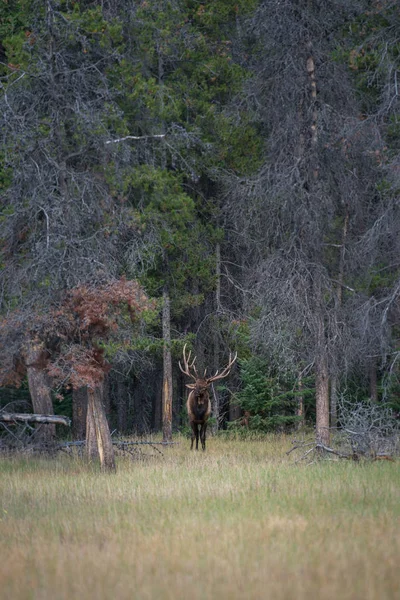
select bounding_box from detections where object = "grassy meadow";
[0,434,399,600]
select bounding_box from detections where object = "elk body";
[179,345,237,451]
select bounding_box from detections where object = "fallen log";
[0,413,71,427]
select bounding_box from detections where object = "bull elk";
[179,344,237,451]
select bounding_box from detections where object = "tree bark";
[153,371,162,431]
[157,40,167,170]
[86,388,98,461]
[330,376,338,430]
[72,387,88,440]
[157,39,172,442]
[162,286,173,442]
[215,242,221,312]
[306,32,330,447]
[331,210,349,427]
[315,353,330,446]
[369,359,378,403]
[212,243,221,433]
[296,372,305,429]
[306,42,319,181]
[86,384,116,472]
[26,341,55,443]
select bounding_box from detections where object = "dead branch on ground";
[288,397,399,463]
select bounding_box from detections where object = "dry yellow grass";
[0,435,399,600]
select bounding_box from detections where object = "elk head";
[179,344,237,450]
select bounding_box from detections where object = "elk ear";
[186,383,196,389]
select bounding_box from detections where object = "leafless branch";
[105,134,166,144]
[288,395,400,463]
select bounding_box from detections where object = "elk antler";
[178,343,198,381]
[207,352,238,383]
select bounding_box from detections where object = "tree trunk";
[162,286,173,442]
[331,210,349,428]
[369,359,378,402]
[306,34,330,448]
[306,41,319,181]
[26,341,55,443]
[72,387,88,440]
[330,376,338,429]
[211,381,220,434]
[153,371,162,431]
[158,47,172,442]
[315,353,330,447]
[157,41,167,170]
[212,243,221,433]
[296,372,305,429]
[86,388,98,461]
[215,242,221,312]
[86,384,115,472]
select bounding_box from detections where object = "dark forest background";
[1,0,399,445]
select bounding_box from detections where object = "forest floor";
[0,434,399,600]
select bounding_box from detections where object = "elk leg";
[200,422,207,451]
[190,422,196,450]
[195,423,200,450]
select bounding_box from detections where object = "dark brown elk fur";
[185,378,212,451]
[179,345,237,451]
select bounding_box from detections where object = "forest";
[0,0,400,467]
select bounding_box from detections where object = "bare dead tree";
[338,395,400,459]
[288,394,399,463]
[221,0,390,444]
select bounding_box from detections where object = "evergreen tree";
[235,357,309,432]
[0,0,259,436]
